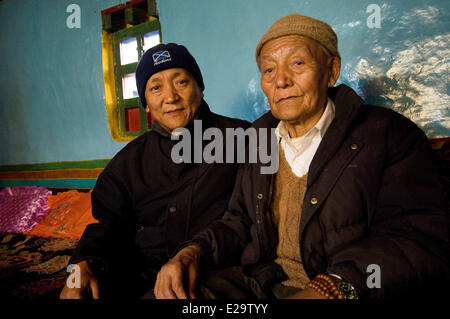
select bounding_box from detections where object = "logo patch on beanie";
[152,50,172,65]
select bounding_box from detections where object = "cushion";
[0,186,51,234]
[25,190,97,240]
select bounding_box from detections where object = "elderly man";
[154,14,449,299]
[60,43,249,299]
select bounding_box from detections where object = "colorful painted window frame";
[101,0,160,141]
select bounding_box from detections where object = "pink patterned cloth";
[0,186,51,233]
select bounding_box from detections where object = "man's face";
[145,68,204,133]
[259,35,340,136]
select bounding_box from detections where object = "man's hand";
[154,245,201,299]
[60,260,100,299]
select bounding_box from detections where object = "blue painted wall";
[0,0,125,165]
[158,0,449,137]
[0,0,448,166]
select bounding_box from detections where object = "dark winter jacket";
[70,101,250,281]
[191,85,449,298]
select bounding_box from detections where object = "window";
[101,0,160,141]
[113,21,161,136]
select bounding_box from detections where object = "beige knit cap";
[255,13,340,60]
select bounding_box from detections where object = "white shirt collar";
[275,97,336,150]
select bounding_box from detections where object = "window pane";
[120,37,138,65]
[122,73,138,99]
[142,31,160,53]
[125,107,141,132]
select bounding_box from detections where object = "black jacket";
[70,101,250,280]
[191,85,449,298]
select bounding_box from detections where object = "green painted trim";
[116,20,161,40]
[123,97,140,107]
[0,159,111,172]
[121,63,138,74]
[0,179,98,189]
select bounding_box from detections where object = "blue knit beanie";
[135,43,205,108]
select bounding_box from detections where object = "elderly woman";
[60,43,249,299]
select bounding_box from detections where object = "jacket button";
[350,143,358,150]
[169,206,177,213]
[257,193,263,200]
[310,197,318,205]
